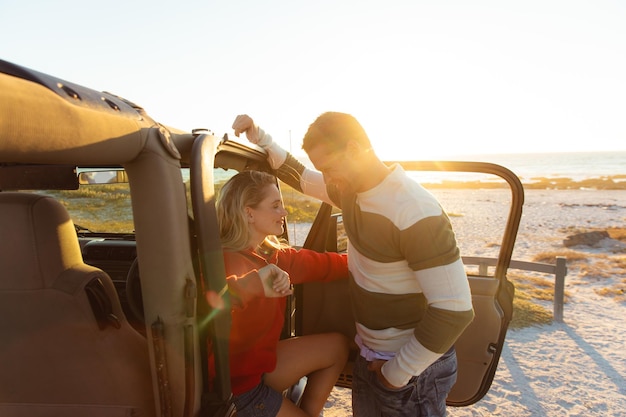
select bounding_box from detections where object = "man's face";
[307,143,357,192]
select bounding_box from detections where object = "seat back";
[0,192,156,416]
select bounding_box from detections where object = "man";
[232,112,474,416]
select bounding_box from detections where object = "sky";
[1,0,625,160]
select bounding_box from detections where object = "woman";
[215,170,349,417]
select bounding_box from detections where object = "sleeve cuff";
[381,357,414,387]
[266,141,287,170]
[227,270,264,306]
[381,336,442,387]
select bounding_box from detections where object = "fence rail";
[462,256,568,322]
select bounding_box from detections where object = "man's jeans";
[352,346,457,417]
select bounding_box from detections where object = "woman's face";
[246,184,288,243]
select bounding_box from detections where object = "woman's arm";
[280,248,348,285]
[226,263,293,308]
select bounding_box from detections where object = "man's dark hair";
[302,112,372,154]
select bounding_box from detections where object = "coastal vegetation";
[510,228,626,328]
[51,184,134,233]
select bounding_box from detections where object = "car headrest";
[0,192,83,290]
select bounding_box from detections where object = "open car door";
[293,160,524,407]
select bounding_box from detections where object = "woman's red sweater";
[222,247,348,395]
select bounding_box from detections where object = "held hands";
[258,264,293,298]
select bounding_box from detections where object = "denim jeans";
[232,378,283,417]
[352,346,457,417]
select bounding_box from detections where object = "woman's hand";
[258,264,293,297]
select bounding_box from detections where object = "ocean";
[379,150,626,185]
[441,151,626,182]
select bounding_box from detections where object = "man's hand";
[232,114,276,149]
[232,114,260,143]
[231,114,286,169]
[367,359,403,389]
[258,264,293,297]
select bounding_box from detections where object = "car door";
[289,160,524,406]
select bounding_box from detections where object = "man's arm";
[381,261,474,387]
[231,114,334,205]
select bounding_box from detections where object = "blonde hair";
[216,170,287,251]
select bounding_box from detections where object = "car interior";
[0,192,156,417]
[0,58,524,416]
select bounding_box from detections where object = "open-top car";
[0,59,523,416]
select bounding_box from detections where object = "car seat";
[0,192,156,416]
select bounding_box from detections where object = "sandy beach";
[321,188,626,416]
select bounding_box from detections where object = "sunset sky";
[2,0,625,159]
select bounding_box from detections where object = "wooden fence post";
[553,256,568,323]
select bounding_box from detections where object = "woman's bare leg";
[265,332,349,417]
[276,396,308,417]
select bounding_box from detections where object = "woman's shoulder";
[223,248,256,263]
